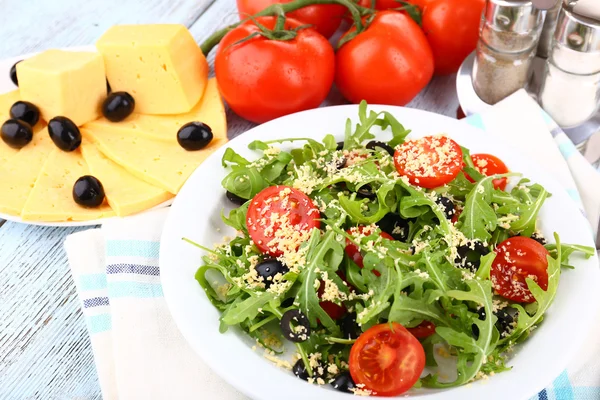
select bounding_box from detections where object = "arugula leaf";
[221,167,268,199]
[339,194,390,224]
[545,243,595,268]
[459,176,498,241]
[222,147,250,168]
[509,188,548,236]
[222,202,249,233]
[222,292,277,326]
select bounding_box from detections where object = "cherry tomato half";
[317,280,347,320]
[345,226,394,271]
[407,321,436,339]
[350,322,426,396]
[236,0,346,38]
[491,237,550,303]
[466,153,510,191]
[394,135,463,189]
[247,186,321,257]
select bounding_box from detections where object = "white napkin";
[64,208,245,400]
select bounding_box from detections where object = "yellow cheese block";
[21,148,114,221]
[97,24,208,115]
[83,78,224,142]
[0,90,48,166]
[0,130,54,216]
[17,50,106,126]
[81,140,173,217]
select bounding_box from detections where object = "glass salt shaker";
[537,0,562,58]
[472,0,545,105]
[539,5,600,128]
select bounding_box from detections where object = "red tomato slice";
[345,226,394,275]
[466,153,509,190]
[246,186,320,257]
[407,321,436,339]
[317,279,346,320]
[451,208,462,224]
[491,236,550,303]
[394,136,463,189]
[350,322,425,396]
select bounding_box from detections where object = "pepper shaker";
[472,0,546,105]
[538,4,600,128]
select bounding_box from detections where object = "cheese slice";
[0,130,54,216]
[21,148,114,221]
[82,125,226,194]
[81,139,173,217]
[0,90,48,166]
[83,78,225,142]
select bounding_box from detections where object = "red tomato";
[350,322,425,396]
[466,154,510,191]
[451,208,462,224]
[317,280,346,320]
[246,186,321,257]
[394,135,463,189]
[407,321,436,339]
[215,17,335,124]
[345,226,394,270]
[420,0,486,75]
[236,0,346,38]
[491,237,550,303]
[335,11,434,106]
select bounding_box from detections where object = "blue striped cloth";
[465,90,600,400]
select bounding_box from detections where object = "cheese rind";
[21,148,114,221]
[81,140,173,217]
[96,24,208,115]
[0,130,54,216]
[83,78,224,142]
[16,50,107,126]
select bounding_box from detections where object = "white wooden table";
[0,0,458,398]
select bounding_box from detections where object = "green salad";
[188,102,593,397]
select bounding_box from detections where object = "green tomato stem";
[199,0,369,55]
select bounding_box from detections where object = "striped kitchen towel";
[64,208,245,400]
[465,89,600,400]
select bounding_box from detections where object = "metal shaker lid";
[555,3,600,53]
[483,0,545,34]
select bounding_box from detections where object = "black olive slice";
[255,259,287,288]
[331,371,356,393]
[226,191,246,206]
[356,184,376,199]
[280,309,311,343]
[366,140,395,156]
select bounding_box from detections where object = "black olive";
[340,312,361,339]
[356,184,376,199]
[73,176,105,208]
[102,92,135,122]
[455,241,490,272]
[255,259,286,288]
[281,297,294,308]
[473,307,516,339]
[226,191,246,206]
[280,309,311,343]
[366,140,395,157]
[48,116,81,151]
[530,232,547,245]
[292,359,324,381]
[177,121,213,151]
[336,156,347,170]
[10,61,20,86]
[436,196,455,219]
[331,371,356,393]
[377,213,410,242]
[1,119,32,149]
[336,141,344,151]
[9,101,40,127]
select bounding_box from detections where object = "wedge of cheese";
[81,140,173,217]
[21,148,114,221]
[97,24,208,115]
[82,125,226,194]
[0,130,54,216]
[83,78,225,142]
[0,90,48,166]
